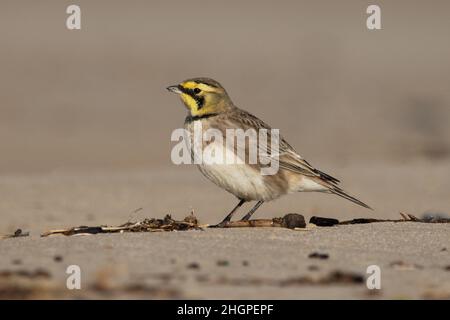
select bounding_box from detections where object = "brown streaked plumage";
[167,77,372,226]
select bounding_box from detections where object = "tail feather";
[307,175,372,210]
[330,187,373,210]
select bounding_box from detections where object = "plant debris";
[304,212,450,228]
[339,212,450,225]
[41,214,204,237]
[41,213,309,236]
[220,213,306,229]
[1,229,30,240]
[38,210,450,238]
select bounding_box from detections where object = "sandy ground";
[1,1,450,299]
[1,162,450,234]
[0,165,449,299]
[1,221,449,299]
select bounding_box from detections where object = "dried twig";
[216,219,282,228]
[339,212,425,225]
[214,214,306,229]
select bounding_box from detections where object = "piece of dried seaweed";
[339,212,450,225]
[41,214,203,237]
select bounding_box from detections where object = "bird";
[167,77,371,227]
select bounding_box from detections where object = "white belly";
[195,141,276,200]
[198,162,274,201]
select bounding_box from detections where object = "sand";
[1,1,450,299]
[0,167,449,299]
[1,219,449,299]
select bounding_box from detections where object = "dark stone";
[281,214,306,229]
[187,262,200,270]
[309,216,339,227]
[53,255,63,263]
[308,252,329,260]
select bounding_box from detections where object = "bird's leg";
[212,199,246,228]
[240,200,264,221]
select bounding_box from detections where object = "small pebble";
[187,262,200,270]
[281,213,306,229]
[308,252,329,260]
[309,216,339,227]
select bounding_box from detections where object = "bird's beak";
[166,85,182,94]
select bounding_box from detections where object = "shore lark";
[167,77,371,226]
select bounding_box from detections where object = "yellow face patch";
[180,93,216,117]
[180,93,198,112]
[175,81,224,117]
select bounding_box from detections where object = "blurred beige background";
[1,0,449,232]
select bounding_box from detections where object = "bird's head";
[167,78,234,117]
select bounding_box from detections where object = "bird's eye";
[193,88,201,94]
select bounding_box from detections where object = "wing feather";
[224,109,340,186]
